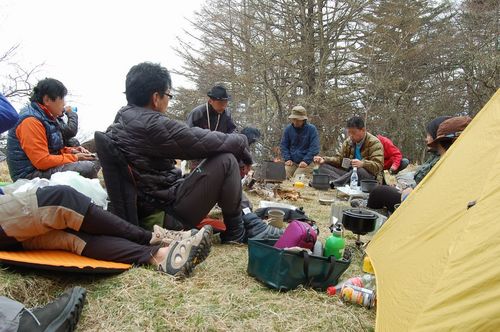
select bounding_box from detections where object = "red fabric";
[377,135,402,170]
[197,218,226,232]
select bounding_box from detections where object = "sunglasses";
[162,91,174,99]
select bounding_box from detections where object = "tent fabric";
[0,250,131,274]
[366,89,500,331]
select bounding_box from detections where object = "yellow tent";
[366,89,500,331]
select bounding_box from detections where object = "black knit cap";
[426,116,452,139]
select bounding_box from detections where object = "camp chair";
[95,131,226,232]
[94,131,139,226]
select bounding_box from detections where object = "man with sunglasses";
[105,62,283,243]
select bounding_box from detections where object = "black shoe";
[397,158,410,173]
[18,287,86,332]
[220,215,246,243]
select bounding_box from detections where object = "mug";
[268,209,286,229]
[341,158,351,169]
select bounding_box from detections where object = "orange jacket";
[16,117,77,171]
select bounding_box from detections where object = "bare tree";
[0,44,43,100]
[173,0,498,162]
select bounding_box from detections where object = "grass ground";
[0,162,376,331]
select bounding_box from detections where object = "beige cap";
[288,105,308,120]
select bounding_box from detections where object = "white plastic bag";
[50,171,108,209]
[2,178,50,195]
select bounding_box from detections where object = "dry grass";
[0,162,10,183]
[0,164,376,331]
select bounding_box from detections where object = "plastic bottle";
[324,224,345,259]
[312,240,323,256]
[361,274,376,290]
[350,167,359,190]
[340,284,376,309]
[326,284,342,296]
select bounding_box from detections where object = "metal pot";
[311,174,330,190]
[342,208,377,235]
[360,179,378,193]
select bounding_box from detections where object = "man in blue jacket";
[280,105,320,180]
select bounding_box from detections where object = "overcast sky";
[1,0,203,139]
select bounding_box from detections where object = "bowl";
[342,208,378,235]
[360,179,378,193]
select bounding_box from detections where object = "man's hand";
[71,146,91,154]
[285,160,293,166]
[76,153,96,161]
[313,156,324,164]
[389,166,398,175]
[240,164,252,177]
[351,159,364,168]
[298,161,308,168]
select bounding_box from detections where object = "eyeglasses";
[162,91,174,100]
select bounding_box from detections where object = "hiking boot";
[18,286,86,332]
[158,225,213,278]
[150,224,199,246]
[242,213,284,242]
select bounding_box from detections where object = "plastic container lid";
[294,181,305,188]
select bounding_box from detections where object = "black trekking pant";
[170,153,242,227]
[0,185,158,265]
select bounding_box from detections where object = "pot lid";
[343,208,377,220]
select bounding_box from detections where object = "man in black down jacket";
[106,62,282,243]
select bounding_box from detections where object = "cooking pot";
[342,208,377,235]
[360,179,378,193]
[311,174,330,190]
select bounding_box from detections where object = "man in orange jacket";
[6,78,99,181]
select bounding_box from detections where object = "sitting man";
[6,78,99,181]
[314,116,384,187]
[187,84,236,133]
[0,95,212,332]
[367,116,471,212]
[105,62,282,243]
[280,105,320,180]
[377,134,409,174]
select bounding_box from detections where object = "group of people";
[278,102,471,212]
[279,107,407,185]
[0,62,285,278]
[0,61,472,330]
[0,63,285,330]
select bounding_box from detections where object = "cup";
[341,158,351,169]
[268,209,286,229]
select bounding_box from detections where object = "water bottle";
[312,240,323,256]
[324,224,345,259]
[350,167,358,190]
